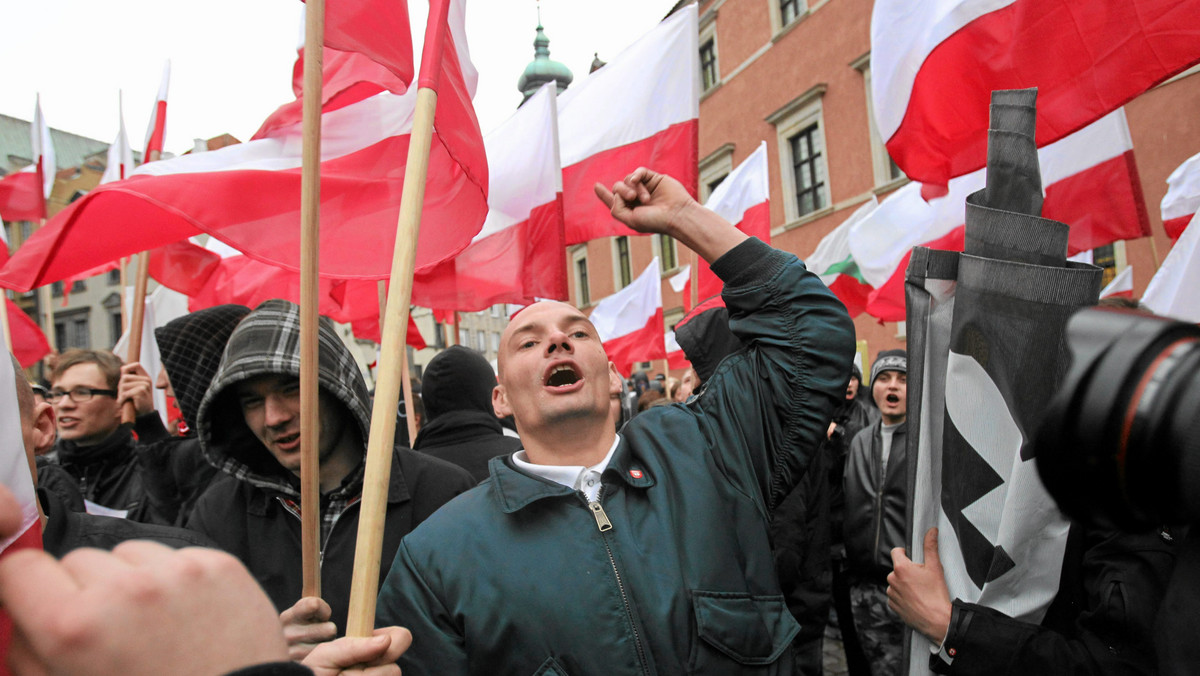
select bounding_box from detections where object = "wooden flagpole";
[0,290,11,355]
[378,281,419,446]
[344,85,440,640]
[689,247,700,308]
[36,220,56,355]
[118,257,128,333]
[298,0,325,600]
[120,252,150,424]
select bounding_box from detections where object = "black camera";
[1035,307,1200,530]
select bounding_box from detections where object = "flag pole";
[378,281,419,446]
[298,0,325,601]
[36,220,56,355]
[120,252,150,424]
[118,257,128,334]
[345,63,444,644]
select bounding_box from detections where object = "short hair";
[50,349,124,390]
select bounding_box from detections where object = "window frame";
[766,84,831,224]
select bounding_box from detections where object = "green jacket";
[376,238,855,675]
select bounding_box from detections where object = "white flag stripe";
[590,258,662,340]
[1099,266,1134,298]
[668,265,691,293]
[0,351,39,554]
[100,93,135,185]
[807,197,879,283]
[703,142,770,224]
[1142,213,1200,321]
[1162,151,1200,221]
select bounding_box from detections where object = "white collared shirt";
[511,435,621,502]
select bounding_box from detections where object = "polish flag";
[871,0,1200,192]
[319,0,413,85]
[589,258,666,377]
[665,330,690,371]
[559,5,699,245]
[1142,213,1200,322]
[805,198,879,318]
[1098,266,1134,300]
[850,109,1151,321]
[410,81,566,311]
[100,93,136,185]
[695,142,770,302]
[0,0,487,295]
[1161,151,1200,242]
[4,298,50,369]
[0,97,55,223]
[143,62,170,161]
[668,265,691,312]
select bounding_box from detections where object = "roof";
[0,113,126,176]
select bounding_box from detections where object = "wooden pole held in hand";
[344,87,439,638]
[298,0,325,601]
[120,252,150,425]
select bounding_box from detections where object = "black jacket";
[932,522,1177,675]
[413,410,523,482]
[52,414,166,523]
[187,299,474,635]
[843,420,908,578]
[770,437,833,643]
[39,486,213,557]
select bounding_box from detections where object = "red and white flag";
[0,97,55,223]
[0,345,42,554]
[1098,266,1134,299]
[850,109,1151,321]
[667,264,691,311]
[100,92,135,185]
[871,0,1200,192]
[590,258,666,377]
[1143,213,1200,322]
[0,0,487,295]
[559,5,699,245]
[321,0,412,86]
[1162,151,1200,242]
[805,198,879,318]
[143,62,170,161]
[410,81,566,311]
[665,330,689,371]
[695,141,770,302]
[4,298,50,369]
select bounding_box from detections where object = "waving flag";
[871,0,1200,192]
[1143,213,1200,322]
[1162,151,1200,242]
[0,97,55,222]
[695,142,770,301]
[100,93,135,185]
[320,0,413,85]
[1098,266,1134,300]
[805,198,878,317]
[665,330,689,371]
[590,258,666,377]
[0,0,487,295]
[851,109,1149,321]
[143,62,170,161]
[903,90,1103,676]
[559,5,699,245]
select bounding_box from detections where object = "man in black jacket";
[186,300,474,660]
[413,345,521,482]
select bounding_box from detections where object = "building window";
[54,312,90,350]
[433,322,446,349]
[476,331,487,353]
[780,0,804,26]
[656,234,678,271]
[110,312,123,346]
[699,143,735,204]
[613,236,632,290]
[108,268,121,286]
[766,84,829,223]
[51,282,64,298]
[700,39,718,91]
[458,328,469,346]
[789,124,826,216]
[571,246,590,306]
[1093,244,1117,287]
[491,332,501,353]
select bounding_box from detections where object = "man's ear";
[492,384,512,419]
[32,402,56,455]
[608,363,623,397]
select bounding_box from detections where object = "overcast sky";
[0,0,677,159]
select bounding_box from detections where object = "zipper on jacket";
[872,443,885,561]
[585,488,649,676]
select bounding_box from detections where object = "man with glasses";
[47,349,167,522]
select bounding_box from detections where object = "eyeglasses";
[45,387,119,403]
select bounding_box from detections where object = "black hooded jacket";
[135,305,251,526]
[413,346,521,482]
[186,300,474,634]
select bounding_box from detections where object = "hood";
[421,345,496,421]
[196,300,372,491]
[154,304,251,431]
[674,296,743,386]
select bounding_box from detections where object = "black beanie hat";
[421,345,497,421]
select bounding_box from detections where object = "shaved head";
[498,301,598,377]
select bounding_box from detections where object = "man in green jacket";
[376,168,856,675]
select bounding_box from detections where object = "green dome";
[518,24,573,102]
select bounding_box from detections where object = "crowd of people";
[1,168,1182,675]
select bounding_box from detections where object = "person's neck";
[316,435,364,494]
[882,414,906,426]
[520,418,616,467]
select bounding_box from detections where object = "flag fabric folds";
[143,62,170,160]
[558,5,699,245]
[695,142,770,302]
[805,198,878,318]
[589,258,665,377]
[1161,151,1200,242]
[0,346,43,554]
[320,0,413,86]
[871,0,1200,191]
[100,94,135,185]
[1098,266,1133,300]
[1142,213,1200,322]
[0,0,487,295]
[0,97,55,223]
[5,298,51,369]
[903,89,1103,676]
[850,109,1149,321]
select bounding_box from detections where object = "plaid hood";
[196,300,372,495]
[155,304,251,431]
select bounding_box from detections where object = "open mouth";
[545,364,581,388]
[274,432,300,449]
[885,394,900,404]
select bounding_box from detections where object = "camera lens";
[1035,307,1200,529]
